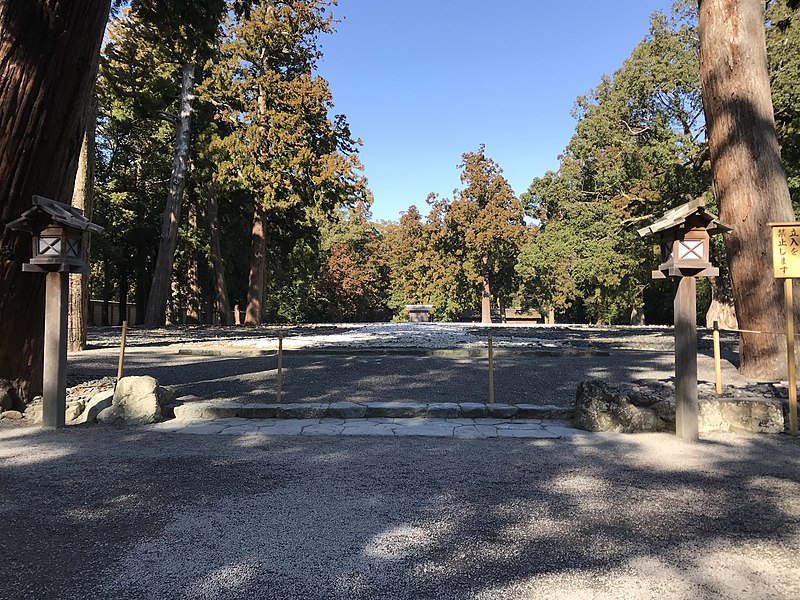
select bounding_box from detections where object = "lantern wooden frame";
[7,195,103,274]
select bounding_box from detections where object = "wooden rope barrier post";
[488,333,495,404]
[713,320,722,395]
[116,321,128,387]
[276,326,283,404]
[785,279,798,436]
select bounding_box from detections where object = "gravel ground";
[67,324,749,408]
[1,424,798,599]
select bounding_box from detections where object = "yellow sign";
[771,222,800,278]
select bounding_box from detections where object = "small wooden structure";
[638,198,731,441]
[406,304,434,323]
[7,196,104,428]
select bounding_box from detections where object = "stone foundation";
[574,379,787,434]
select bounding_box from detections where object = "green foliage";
[768,0,800,209]
[517,5,711,324]
[93,9,180,315]
[317,203,391,321]
[386,149,529,322]
[202,1,365,216]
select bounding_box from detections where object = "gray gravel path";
[1,423,798,599]
[67,344,748,409]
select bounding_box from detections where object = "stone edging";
[172,401,574,422]
[177,347,610,358]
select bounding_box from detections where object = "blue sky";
[315,0,676,222]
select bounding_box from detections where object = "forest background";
[85,0,800,330]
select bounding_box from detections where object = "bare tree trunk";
[630,306,646,326]
[68,94,96,352]
[145,62,195,326]
[245,207,267,326]
[208,190,232,325]
[698,0,795,379]
[135,251,150,325]
[101,264,111,327]
[185,201,201,324]
[118,269,128,326]
[705,276,738,330]
[481,277,492,323]
[481,257,491,323]
[0,0,110,402]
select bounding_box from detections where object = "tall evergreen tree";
[204,0,366,325]
[699,0,795,379]
[446,147,527,323]
[0,0,111,402]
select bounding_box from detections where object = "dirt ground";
[3,325,797,599]
[66,324,749,407]
[1,424,798,599]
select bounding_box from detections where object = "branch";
[158,111,178,125]
[620,119,650,136]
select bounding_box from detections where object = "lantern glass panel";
[65,236,81,258]
[38,237,61,256]
[678,239,704,260]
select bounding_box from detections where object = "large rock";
[23,398,42,424]
[99,376,170,425]
[699,398,784,434]
[574,380,674,433]
[77,390,114,424]
[0,379,21,412]
[574,379,786,434]
[65,400,86,423]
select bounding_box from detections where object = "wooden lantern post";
[7,196,104,429]
[638,199,732,441]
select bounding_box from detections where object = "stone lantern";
[638,198,732,441]
[7,196,104,428]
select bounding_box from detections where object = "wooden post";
[42,271,68,429]
[116,321,128,383]
[785,279,798,436]
[713,320,723,395]
[488,333,495,404]
[674,277,699,441]
[276,327,283,403]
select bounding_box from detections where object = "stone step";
[177,347,609,358]
[172,400,574,422]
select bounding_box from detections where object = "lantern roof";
[6,195,104,235]
[637,198,731,239]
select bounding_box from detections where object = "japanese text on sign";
[771,223,800,278]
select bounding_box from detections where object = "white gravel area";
[2,423,799,599]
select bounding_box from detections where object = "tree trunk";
[481,277,492,323]
[101,264,111,327]
[481,256,491,323]
[698,0,795,379]
[68,94,96,353]
[630,306,646,326]
[0,0,110,402]
[705,276,738,330]
[135,250,150,325]
[208,190,232,325]
[185,201,201,324]
[118,268,128,326]
[245,207,267,326]
[145,62,196,326]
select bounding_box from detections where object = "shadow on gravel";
[71,351,691,408]
[2,426,798,599]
